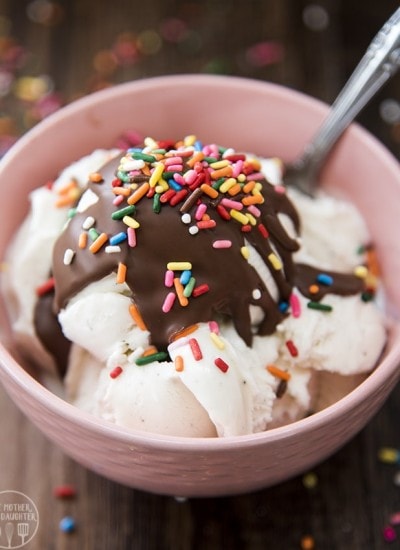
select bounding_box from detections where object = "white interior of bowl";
[0,74,400,451]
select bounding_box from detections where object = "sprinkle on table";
[302,471,318,489]
[383,525,397,543]
[300,534,315,550]
[378,447,400,464]
[53,484,77,499]
[389,511,400,526]
[59,516,76,533]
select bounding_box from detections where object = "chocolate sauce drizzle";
[34,144,367,375]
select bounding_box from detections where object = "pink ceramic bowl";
[0,75,400,497]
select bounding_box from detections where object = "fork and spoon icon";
[0,522,29,548]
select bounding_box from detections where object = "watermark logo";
[0,491,39,548]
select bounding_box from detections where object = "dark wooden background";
[0,1,399,548]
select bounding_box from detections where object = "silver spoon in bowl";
[284,7,400,196]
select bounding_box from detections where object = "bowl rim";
[2,73,399,193]
[0,73,337,166]
[1,74,400,450]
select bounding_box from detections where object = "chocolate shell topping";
[34,139,368,375]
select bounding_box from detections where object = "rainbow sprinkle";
[59,135,362,372]
[110,366,123,379]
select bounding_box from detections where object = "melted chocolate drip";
[51,156,301,349]
[33,148,369,375]
[34,290,71,376]
[294,263,364,300]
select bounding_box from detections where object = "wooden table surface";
[0,1,400,549]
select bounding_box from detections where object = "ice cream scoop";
[1,137,387,437]
[47,139,372,355]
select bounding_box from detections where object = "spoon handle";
[298,7,400,188]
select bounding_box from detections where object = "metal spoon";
[284,7,400,196]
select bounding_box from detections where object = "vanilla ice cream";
[1,136,387,437]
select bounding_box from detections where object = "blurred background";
[0,1,400,549]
